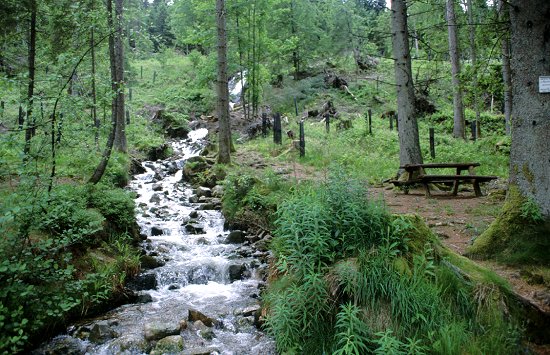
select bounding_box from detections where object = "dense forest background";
[1,0,549,353]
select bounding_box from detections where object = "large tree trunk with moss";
[498,0,512,136]
[391,0,423,171]
[216,0,231,164]
[446,0,465,139]
[468,0,550,264]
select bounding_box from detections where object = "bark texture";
[391,0,423,168]
[24,0,37,155]
[113,0,126,153]
[446,0,465,139]
[499,0,513,135]
[216,0,231,164]
[509,0,550,216]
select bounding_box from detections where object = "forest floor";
[229,134,550,315]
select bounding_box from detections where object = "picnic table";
[389,162,498,197]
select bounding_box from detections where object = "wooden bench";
[389,163,497,197]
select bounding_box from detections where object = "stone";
[168,284,180,290]
[193,321,215,340]
[188,309,215,327]
[150,226,164,236]
[242,305,261,317]
[534,291,550,307]
[144,321,181,341]
[198,203,216,211]
[89,321,117,343]
[152,183,163,191]
[107,334,148,353]
[128,273,157,291]
[197,237,210,245]
[228,264,246,282]
[136,293,153,304]
[189,195,200,203]
[225,230,245,244]
[153,335,184,353]
[196,187,212,198]
[37,335,87,354]
[211,185,224,198]
[185,222,205,234]
[189,210,199,219]
[150,194,161,203]
[182,347,221,355]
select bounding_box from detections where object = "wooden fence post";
[325,113,330,134]
[389,114,393,131]
[429,127,435,159]
[471,120,477,141]
[294,97,298,117]
[18,105,24,129]
[273,113,282,144]
[299,120,305,157]
[368,109,372,135]
[395,113,399,130]
[262,112,268,137]
[126,109,130,125]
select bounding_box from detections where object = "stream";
[35,129,276,355]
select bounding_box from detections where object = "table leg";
[452,168,461,195]
[473,180,482,197]
[423,182,431,197]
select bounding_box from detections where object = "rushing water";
[36,129,275,355]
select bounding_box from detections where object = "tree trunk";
[446,0,465,139]
[235,13,247,121]
[113,0,126,153]
[91,24,99,149]
[499,0,512,136]
[23,0,37,155]
[89,0,119,184]
[290,0,300,80]
[391,0,423,170]
[508,0,550,216]
[467,0,480,138]
[216,0,231,164]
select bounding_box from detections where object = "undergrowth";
[263,169,522,354]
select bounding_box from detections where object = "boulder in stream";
[144,321,181,341]
[150,226,164,236]
[225,230,245,244]
[228,263,246,282]
[188,309,216,327]
[89,321,118,343]
[107,334,148,353]
[128,273,157,291]
[152,335,184,354]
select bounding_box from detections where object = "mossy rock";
[467,185,550,265]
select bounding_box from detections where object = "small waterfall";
[35,129,275,355]
[229,71,246,110]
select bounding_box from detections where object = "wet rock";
[89,321,117,343]
[193,321,215,340]
[185,222,205,234]
[107,334,148,353]
[130,158,146,175]
[196,187,212,198]
[166,162,179,175]
[152,183,163,191]
[189,210,199,219]
[211,185,224,198]
[189,195,200,203]
[225,230,245,244]
[139,255,164,270]
[198,203,216,211]
[182,156,212,183]
[152,335,184,354]
[150,226,164,236]
[136,293,153,304]
[182,346,221,355]
[150,194,161,203]
[228,263,246,282]
[242,305,261,317]
[168,284,180,290]
[188,309,215,327]
[144,321,181,341]
[128,273,157,291]
[37,335,87,354]
[197,237,210,245]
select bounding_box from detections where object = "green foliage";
[520,197,544,224]
[265,171,522,354]
[87,183,136,232]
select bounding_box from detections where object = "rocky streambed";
[35,129,276,355]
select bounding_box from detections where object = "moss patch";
[467,185,550,265]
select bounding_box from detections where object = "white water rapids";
[35,129,276,355]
